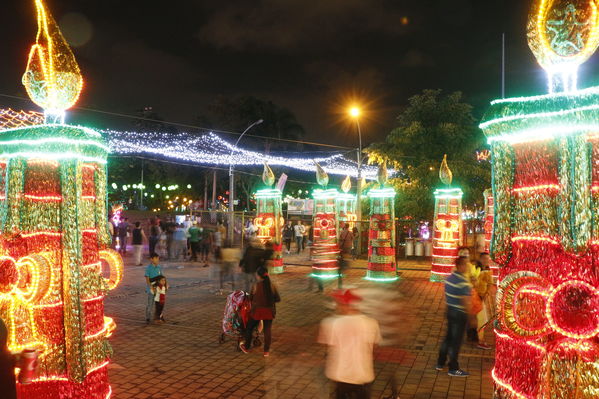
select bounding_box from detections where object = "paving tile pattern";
[106,252,494,398]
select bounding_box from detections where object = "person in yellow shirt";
[474,253,495,349]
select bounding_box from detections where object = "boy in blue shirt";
[145,253,164,324]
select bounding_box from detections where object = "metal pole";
[140,159,144,208]
[228,119,264,243]
[356,120,363,258]
[501,33,506,98]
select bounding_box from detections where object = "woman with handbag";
[240,267,281,357]
[474,253,495,349]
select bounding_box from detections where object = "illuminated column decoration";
[366,187,397,282]
[254,188,284,274]
[311,188,340,279]
[0,2,122,398]
[480,3,599,395]
[482,188,499,280]
[430,188,464,282]
[335,176,357,231]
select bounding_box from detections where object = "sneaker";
[448,369,469,377]
[239,343,249,354]
[477,343,492,350]
[263,352,269,357]
[435,365,444,371]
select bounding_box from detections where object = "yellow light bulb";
[349,107,360,118]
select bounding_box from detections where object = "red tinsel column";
[430,188,463,282]
[311,189,340,280]
[480,1,599,391]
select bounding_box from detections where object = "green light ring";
[0,152,107,164]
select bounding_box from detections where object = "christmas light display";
[107,130,385,179]
[335,176,357,231]
[254,164,284,273]
[0,109,44,130]
[483,188,499,280]
[366,185,397,282]
[311,164,340,280]
[22,0,83,123]
[527,0,599,93]
[480,2,599,396]
[430,156,463,282]
[0,2,122,398]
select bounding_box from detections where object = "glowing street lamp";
[348,105,363,257]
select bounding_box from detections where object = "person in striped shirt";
[436,256,472,377]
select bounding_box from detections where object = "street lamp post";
[349,107,363,258]
[228,119,264,244]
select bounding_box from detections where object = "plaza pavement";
[105,250,494,399]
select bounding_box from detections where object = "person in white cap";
[318,289,381,398]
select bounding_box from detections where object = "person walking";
[239,267,281,357]
[294,220,305,254]
[318,289,381,399]
[188,221,201,262]
[351,227,359,259]
[165,218,176,260]
[172,224,188,260]
[144,253,164,324]
[118,217,130,254]
[239,238,266,292]
[149,219,161,256]
[436,256,471,377]
[131,221,147,266]
[338,223,354,256]
[282,221,294,254]
[474,253,495,350]
[218,240,240,294]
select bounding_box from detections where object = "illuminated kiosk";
[254,188,284,274]
[366,187,397,282]
[480,1,599,397]
[0,1,123,398]
[430,156,463,282]
[335,176,357,231]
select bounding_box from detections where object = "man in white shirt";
[318,289,381,398]
[293,220,306,254]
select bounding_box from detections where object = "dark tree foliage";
[367,89,490,220]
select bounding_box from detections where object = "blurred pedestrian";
[351,227,359,259]
[118,217,130,254]
[131,221,147,266]
[239,238,266,292]
[0,317,17,399]
[318,289,381,399]
[282,220,294,254]
[107,216,115,249]
[218,240,240,294]
[474,253,495,350]
[172,224,188,260]
[165,218,176,260]
[239,267,281,357]
[338,223,354,256]
[149,218,161,256]
[144,253,164,324]
[303,223,310,250]
[294,220,305,254]
[188,221,200,261]
[436,256,471,377]
[199,226,211,267]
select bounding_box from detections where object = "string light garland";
[106,130,385,178]
[0,108,43,129]
[480,2,599,395]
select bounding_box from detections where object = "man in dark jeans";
[436,256,471,377]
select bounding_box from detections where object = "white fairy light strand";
[105,130,385,179]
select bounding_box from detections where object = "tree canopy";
[367,89,490,220]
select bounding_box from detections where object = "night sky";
[3,0,599,146]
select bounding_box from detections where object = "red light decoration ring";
[546,280,599,340]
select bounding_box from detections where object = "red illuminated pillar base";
[17,363,111,399]
[271,242,284,274]
[311,260,339,279]
[430,247,457,282]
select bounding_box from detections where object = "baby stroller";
[219,290,262,350]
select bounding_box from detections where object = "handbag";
[470,288,483,315]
